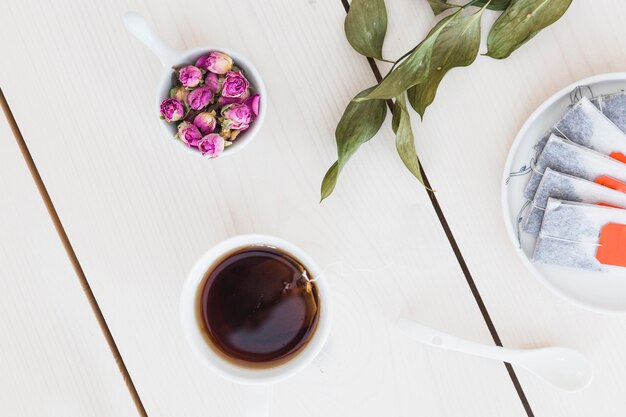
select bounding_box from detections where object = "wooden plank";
[375,0,626,415]
[0,103,139,416]
[0,1,526,416]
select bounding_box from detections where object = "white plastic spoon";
[397,319,593,392]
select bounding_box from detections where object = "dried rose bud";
[193,112,217,135]
[178,65,204,88]
[196,51,233,75]
[205,72,223,94]
[198,133,225,158]
[187,86,213,111]
[244,94,260,117]
[170,86,189,103]
[218,89,250,106]
[160,98,184,122]
[221,102,252,131]
[177,121,203,147]
[222,70,250,98]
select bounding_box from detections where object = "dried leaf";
[344,0,388,60]
[321,87,388,201]
[486,0,572,59]
[363,10,461,100]
[408,3,486,117]
[394,93,425,186]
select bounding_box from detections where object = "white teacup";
[123,12,267,158]
[180,235,332,415]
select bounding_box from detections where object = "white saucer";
[502,72,626,314]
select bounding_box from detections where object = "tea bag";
[523,168,626,235]
[524,135,626,200]
[533,199,626,271]
[593,91,626,134]
[534,97,626,159]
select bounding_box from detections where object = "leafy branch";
[321,0,572,201]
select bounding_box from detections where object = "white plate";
[502,72,626,314]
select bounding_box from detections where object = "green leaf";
[321,87,388,201]
[344,0,388,60]
[472,0,511,11]
[428,0,509,14]
[408,3,486,117]
[362,10,461,100]
[427,0,459,15]
[486,0,572,59]
[394,93,425,186]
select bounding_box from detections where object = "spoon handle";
[123,12,180,67]
[397,319,518,363]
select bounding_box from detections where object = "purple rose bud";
[178,65,204,88]
[193,112,217,135]
[198,133,225,158]
[205,72,223,94]
[177,121,203,147]
[221,102,252,131]
[244,94,260,117]
[222,70,250,98]
[160,98,184,122]
[170,86,189,103]
[187,85,213,111]
[196,51,233,75]
[217,89,250,106]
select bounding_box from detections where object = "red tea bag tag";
[610,152,626,164]
[596,223,626,267]
[595,175,626,193]
[597,202,621,209]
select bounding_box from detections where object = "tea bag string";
[570,85,595,104]
[516,199,532,248]
[540,234,603,247]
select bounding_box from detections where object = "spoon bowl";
[397,319,593,392]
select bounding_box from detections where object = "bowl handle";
[123,12,180,67]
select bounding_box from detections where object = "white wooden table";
[1,1,626,416]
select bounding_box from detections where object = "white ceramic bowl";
[180,234,333,385]
[124,12,267,158]
[502,72,626,314]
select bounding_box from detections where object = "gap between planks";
[0,88,149,417]
[337,1,535,416]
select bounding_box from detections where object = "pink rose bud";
[196,51,233,75]
[177,121,203,147]
[244,94,260,117]
[221,102,252,131]
[218,89,250,106]
[160,98,184,122]
[178,65,204,88]
[193,112,217,135]
[170,86,189,103]
[221,70,250,98]
[198,133,225,158]
[187,85,213,110]
[205,72,223,94]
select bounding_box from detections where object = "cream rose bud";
[193,112,217,135]
[169,86,189,103]
[178,65,204,88]
[196,51,233,75]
